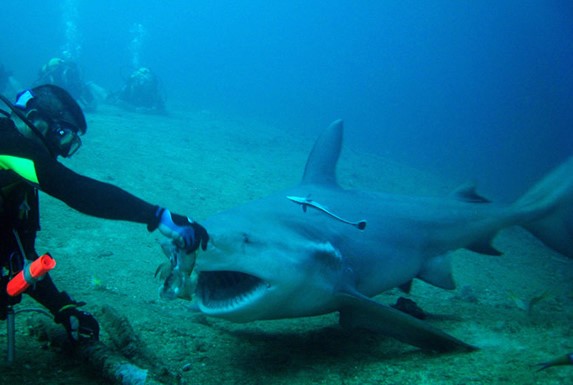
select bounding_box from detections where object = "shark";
[166,120,573,352]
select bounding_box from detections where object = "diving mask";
[14,87,85,158]
[46,119,82,158]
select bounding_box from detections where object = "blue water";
[2,0,572,200]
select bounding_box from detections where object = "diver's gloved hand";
[54,304,100,344]
[149,207,209,253]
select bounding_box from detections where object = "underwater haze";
[1,0,572,199]
[2,2,573,385]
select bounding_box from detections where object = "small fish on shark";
[158,119,573,353]
[286,195,367,230]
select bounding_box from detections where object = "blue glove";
[151,208,209,253]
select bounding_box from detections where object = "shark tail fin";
[514,156,573,258]
[301,119,343,186]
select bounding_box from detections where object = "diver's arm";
[0,121,155,224]
[2,128,208,251]
[37,161,209,252]
[34,156,157,225]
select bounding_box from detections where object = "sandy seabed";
[0,104,572,385]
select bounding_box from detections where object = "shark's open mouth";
[197,271,266,311]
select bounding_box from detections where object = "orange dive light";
[6,253,56,297]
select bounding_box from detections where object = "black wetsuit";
[0,116,157,318]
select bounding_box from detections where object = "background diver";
[110,66,166,114]
[36,57,97,111]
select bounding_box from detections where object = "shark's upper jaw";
[196,270,268,316]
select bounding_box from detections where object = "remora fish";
[188,119,572,352]
[286,195,367,230]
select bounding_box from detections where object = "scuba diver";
[36,57,97,111]
[0,84,208,345]
[112,67,166,114]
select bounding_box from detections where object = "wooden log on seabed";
[28,315,175,385]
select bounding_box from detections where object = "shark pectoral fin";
[418,254,456,290]
[337,292,476,353]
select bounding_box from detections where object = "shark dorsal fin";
[301,119,343,186]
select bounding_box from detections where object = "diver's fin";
[337,292,477,352]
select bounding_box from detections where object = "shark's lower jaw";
[196,271,267,313]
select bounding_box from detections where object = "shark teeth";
[197,271,265,311]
